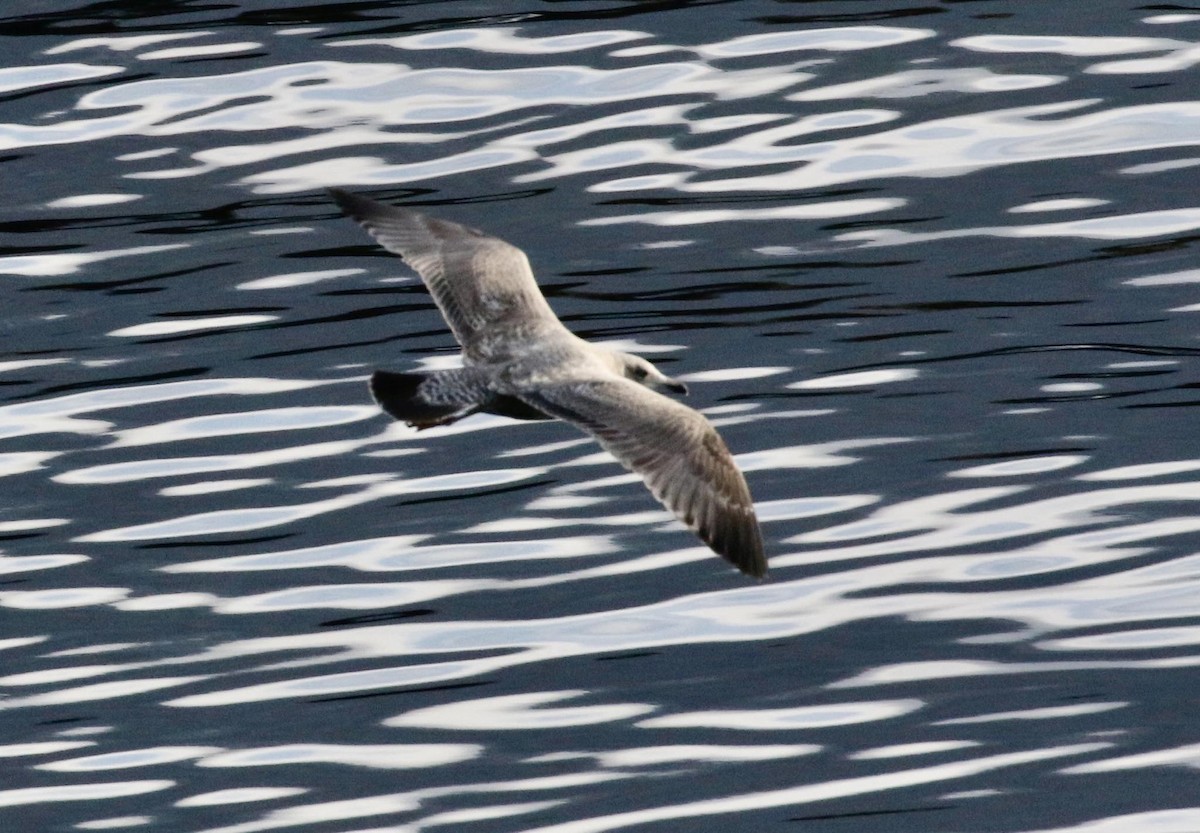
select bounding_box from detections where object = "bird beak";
[659,377,689,396]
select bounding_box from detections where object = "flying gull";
[329,188,766,578]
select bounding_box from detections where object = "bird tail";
[369,370,479,429]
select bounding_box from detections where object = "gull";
[329,188,766,578]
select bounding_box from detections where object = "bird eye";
[633,366,648,379]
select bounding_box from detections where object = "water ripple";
[0,780,174,808]
[385,691,656,731]
[512,745,1109,833]
[5,6,1200,832]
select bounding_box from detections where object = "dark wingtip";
[746,517,768,579]
[744,549,769,580]
[369,369,451,427]
[715,514,767,579]
[735,547,768,581]
[369,370,423,423]
[327,187,377,223]
[736,546,768,580]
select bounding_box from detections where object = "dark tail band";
[369,371,473,429]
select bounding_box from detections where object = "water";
[3,1,1200,830]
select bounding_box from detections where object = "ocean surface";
[4,1,1200,831]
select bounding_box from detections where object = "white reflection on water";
[138,42,261,61]
[37,746,220,772]
[784,482,1200,561]
[1062,745,1200,774]
[793,67,1062,101]
[195,743,481,770]
[2,677,210,708]
[75,468,543,542]
[340,27,648,55]
[755,495,880,522]
[4,19,1197,233]
[110,405,377,446]
[837,206,1200,246]
[511,745,1108,833]
[0,636,47,652]
[7,378,328,423]
[672,102,1200,196]
[0,24,981,198]
[235,268,363,290]
[529,744,819,767]
[46,192,141,208]
[159,479,273,496]
[1077,459,1200,480]
[576,198,904,225]
[831,657,1200,689]
[0,451,59,477]
[6,14,1200,830]
[1010,197,1110,213]
[4,461,1155,709]
[1,587,129,608]
[0,62,122,93]
[933,702,1126,725]
[0,554,86,575]
[163,535,615,573]
[386,690,656,730]
[949,455,1088,478]
[0,244,188,277]
[1012,809,1200,833]
[189,579,499,614]
[676,366,788,383]
[73,495,371,542]
[56,438,371,484]
[0,741,96,758]
[790,368,919,389]
[176,787,308,807]
[697,26,934,57]
[45,32,212,55]
[1040,626,1200,651]
[849,740,980,760]
[133,580,903,706]
[952,33,1200,76]
[787,486,1021,548]
[0,780,175,808]
[953,34,1186,58]
[184,774,613,833]
[107,315,278,338]
[637,699,922,730]
[15,381,1200,712]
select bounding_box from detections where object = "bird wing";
[517,378,766,577]
[329,188,565,350]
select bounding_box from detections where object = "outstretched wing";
[329,188,564,349]
[518,379,766,577]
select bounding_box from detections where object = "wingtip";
[707,511,766,579]
[721,548,768,580]
[327,187,429,232]
[732,533,768,580]
[746,558,769,580]
[327,186,370,219]
[735,538,768,579]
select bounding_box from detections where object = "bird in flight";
[329,188,766,577]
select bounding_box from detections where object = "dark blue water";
[4,1,1200,830]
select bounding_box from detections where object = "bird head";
[618,352,688,395]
